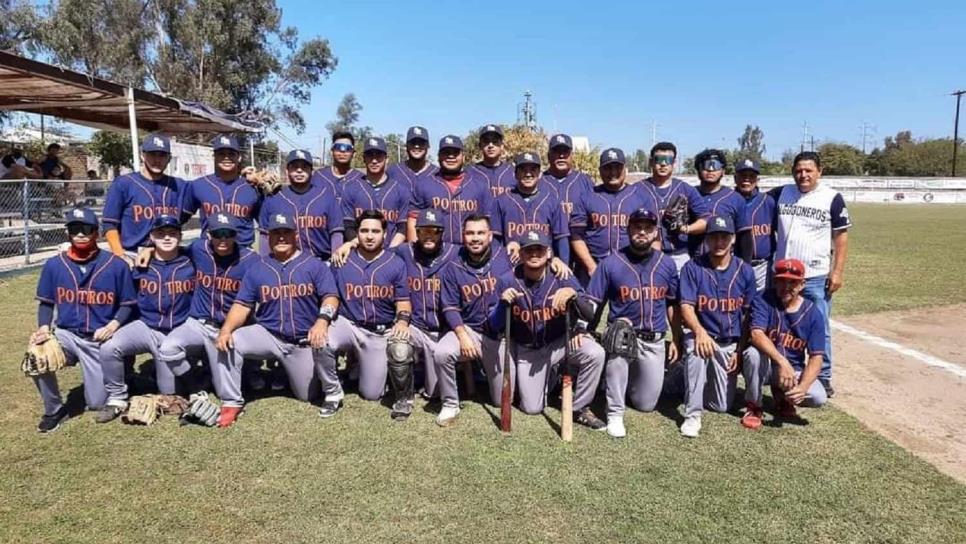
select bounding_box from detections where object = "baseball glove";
[181,393,220,427]
[244,168,283,196]
[21,336,67,377]
[123,395,159,425]
[601,318,638,359]
[662,194,690,232]
[154,394,189,416]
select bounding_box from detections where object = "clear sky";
[277,0,965,162]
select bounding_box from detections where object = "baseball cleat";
[435,406,461,427]
[390,399,414,421]
[741,402,763,430]
[94,404,125,424]
[575,407,607,431]
[318,400,342,418]
[819,378,835,398]
[606,416,626,438]
[217,406,242,427]
[37,407,69,433]
[680,415,702,438]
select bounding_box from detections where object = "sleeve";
[116,264,138,306]
[741,265,757,310]
[340,187,355,227]
[750,293,769,330]
[479,184,494,218]
[408,184,427,218]
[235,267,260,306]
[830,193,851,230]
[570,195,588,228]
[396,184,413,226]
[113,305,134,325]
[678,263,698,306]
[767,186,784,200]
[686,184,711,218]
[257,197,271,233]
[440,265,465,330]
[554,237,570,264]
[101,178,126,230]
[805,306,827,355]
[551,201,570,239]
[486,276,510,334]
[182,180,200,216]
[490,198,505,237]
[314,263,338,299]
[37,301,55,327]
[736,198,752,232]
[251,191,264,229]
[327,191,345,234]
[666,261,680,302]
[393,260,410,301]
[586,260,607,302]
[36,260,57,303]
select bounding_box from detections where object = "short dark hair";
[47,143,61,151]
[462,213,490,229]
[355,209,387,230]
[332,131,355,145]
[792,151,822,170]
[650,141,677,159]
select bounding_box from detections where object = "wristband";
[318,303,336,324]
[394,310,412,325]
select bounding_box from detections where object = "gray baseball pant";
[482,335,605,415]
[752,261,770,293]
[409,326,441,398]
[684,342,760,418]
[32,328,107,415]
[670,252,690,273]
[158,317,244,407]
[606,337,666,417]
[231,324,326,402]
[100,321,178,405]
[327,318,390,401]
[743,354,828,407]
[434,328,501,409]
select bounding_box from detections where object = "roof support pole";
[126,87,140,172]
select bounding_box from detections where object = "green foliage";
[736,124,766,163]
[627,148,648,172]
[87,130,133,175]
[867,131,962,176]
[817,142,866,175]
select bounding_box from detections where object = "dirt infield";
[832,304,966,483]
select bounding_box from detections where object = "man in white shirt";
[771,151,851,397]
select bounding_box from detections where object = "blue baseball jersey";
[540,170,594,219]
[333,249,410,326]
[687,186,746,257]
[102,172,188,250]
[235,251,338,340]
[571,183,661,260]
[586,248,678,332]
[314,166,363,192]
[491,187,568,243]
[638,177,711,256]
[188,240,260,323]
[388,162,438,190]
[750,292,826,370]
[490,267,583,346]
[395,242,459,331]
[440,242,513,334]
[470,161,515,199]
[259,179,344,259]
[36,251,137,334]
[341,176,411,245]
[183,175,262,247]
[679,255,756,339]
[737,190,777,261]
[132,252,195,332]
[409,171,492,245]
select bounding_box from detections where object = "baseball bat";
[561,309,574,442]
[500,304,512,434]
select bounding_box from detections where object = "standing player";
[216,212,342,424]
[102,133,188,261]
[487,231,606,429]
[639,142,710,271]
[491,152,570,265]
[326,210,413,419]
[29,208,137,432]
[734,159,775,292]
[687,149,746,258]
[408,135,492,245]
[96,215,195,423]
[578,209,679,438]
[315,131,364,189]
[469,124,515,198]
[340,137,411,248]
[395,209,458,399]
[678,215,759,438]
[540,133,595,220]
[158,213,260,425]
[746,258,829,425]
[183,134,262,247]
[388,126,437,187]
[571,147,661,284]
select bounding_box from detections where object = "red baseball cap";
[773,258,806,280]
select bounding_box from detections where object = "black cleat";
[390,399,414,421]
[37,407,69,433]
[94,405,125,424]
[318,400,343,419]
[574,407,607,431]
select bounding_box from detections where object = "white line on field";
[831,320,966,380]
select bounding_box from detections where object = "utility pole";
[953,90,965,176]
[518,91,537,132]
[650,120,659,149]
[858,121,876,154]
[801,121,809,153]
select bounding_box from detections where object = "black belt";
[713,336,740,345]
[198,318,224,328]
[750,259,768,266]
[357,322,392,334]
[274,332,307,345]
[66,329,96,340]
[636,331,666,343]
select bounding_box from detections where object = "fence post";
[22,180,30,265]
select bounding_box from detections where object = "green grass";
[2,207,966,543]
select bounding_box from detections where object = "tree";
[325,93,362,135]
[866,131,963,176]
[384,133,405,166]
[573,147,601,181]
[87,130,133,178]
[501,124,547,166]
[627,149,648,172]
[736,124,766,163]
[816,142,865,175]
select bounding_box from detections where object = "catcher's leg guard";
[387,340,415,420]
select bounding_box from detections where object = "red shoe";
[741,402,763,430]
[217,406,243,428]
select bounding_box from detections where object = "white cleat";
[606,416,626,438]
[435,406,461,427]
[680,415,702,438]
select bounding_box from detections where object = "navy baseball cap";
[212,134,240,152]
[210,213,240,233]
[363,136,388,154]
[286,149,313,166]
[64,207,98,227]
[628,208,658,224]
[439,135,464,151]
[266,212,297,231]
[705,215,735,235]
[518,230,550,249]
[549,133,573,150]
[141,133,171,154]
[407,126,429,143]
[151,214,182,231]
[415,209,445,229]
[514,152,541,168]
[600,147,625,166]
[736,158,760,173]
[480,124,504,138]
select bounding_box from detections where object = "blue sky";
[284,1,964,161]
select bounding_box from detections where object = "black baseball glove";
[601,318,638,359]
[662,194,690,232]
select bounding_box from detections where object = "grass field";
[1,204,964,543]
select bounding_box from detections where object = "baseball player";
[387,126,438,187]
[259,149,344,261]
[182,134,262,248]
[157,213,260,426]
[491,152,570,265]
[340,137,411,248]
[434,214,512,426]
[486,230,606,429]
[746,258,828,427]
[578,209,680,438]
[216,212,342,423]
[29,208,137,432]
[96,215,196,424]
[394,209,458,399]
[678,215,759,438]
[468,124,515,198]
[408,135,492,245]
[734,159,775,292]
[686,149,747,258]
[639,142,710,271]
[102,133,188,260]
[571,147,661,284]
[327,210,413,419]
[315,131,364,188]
[540,133,595,220]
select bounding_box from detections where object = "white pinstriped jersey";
[772,183,851,278]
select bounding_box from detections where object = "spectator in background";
[0,144,41,179]
[86,169,99,180]
[40,143,72,180]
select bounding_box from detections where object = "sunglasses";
[332,143,354,152]
[67,224,96,236]
[210,229,237,239]
[653,156,675,165]
[700,159,724,172]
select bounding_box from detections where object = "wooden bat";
[500,304,512,434]
[561,309,574,442]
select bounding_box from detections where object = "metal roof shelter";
[0,50,263,169]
